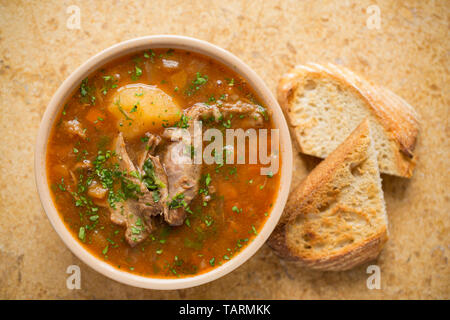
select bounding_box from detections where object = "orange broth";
[46,48,281,278]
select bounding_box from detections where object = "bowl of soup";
[35,35,292,289]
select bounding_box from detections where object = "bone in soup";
[46,48,281,278]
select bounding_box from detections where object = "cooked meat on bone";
[162,102,266,226]
[109,133,166,246]
[219,101,266,127]
[137,132,169,220]
[63,119,87,139]
[137,132,162,168]
[162,138,201,226]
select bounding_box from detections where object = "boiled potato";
[107,84,182,138]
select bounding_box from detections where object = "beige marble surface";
[0,0,448,299]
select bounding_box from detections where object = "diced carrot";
[85,108,105,124]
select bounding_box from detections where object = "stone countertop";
[0,0,448,299]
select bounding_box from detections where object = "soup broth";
[46,48,280,278]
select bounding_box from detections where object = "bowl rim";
[34,35,292,290]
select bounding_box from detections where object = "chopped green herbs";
[79,78,96,105]
[50,48,279,279]
[101,75,118,95]
[142,158,165,192]
[185,72,208,96]
[130,103,138,113]
[204,217,213,227]
[232,206,242,213]
[144,49,156,62]
[78,226,86,241]
[257,105,269,121]
[130,56,143,81]
[114,98,132,121]
[229,167,237,175]
[57,178,66,191]
[152,191,160,203]
[135,66,142,78]
[205,173,211,187]
[175,114,189,129]
[168,193,187,209]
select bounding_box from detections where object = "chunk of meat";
[63,120,87,139]
[87,180,108,199]
[162,106,206,225]
[73,159,93,171]
[137,132,169,219]
[137,132,162,167]
[162,102,266,226]
[163,145,201,225]
[110,200,151,245]
[182,101,265,126]
[109,133,166,246]
[218,101,266,127]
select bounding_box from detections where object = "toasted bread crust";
[277,63,419,178]
[268,120,388,271]
[269,223,387,271]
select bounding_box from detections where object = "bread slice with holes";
[268,119,388,271]
[278,63,419,178]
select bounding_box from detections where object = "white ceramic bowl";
[35,35,292,290]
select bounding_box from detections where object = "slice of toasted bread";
[278,63,419,177]
[268,120,388,271]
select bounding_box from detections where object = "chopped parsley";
[205,173,211,187]
[114,98,132,121]
[185,72,208,96]
[130,103,138,113]
[101,75,118,95]
[78,226,86,241]
[168,193,187,209]
[142,158,165,192]
[79,78,96,105]
[232,206,242,213]
[131,65,143,81]
[175,114,189,129]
